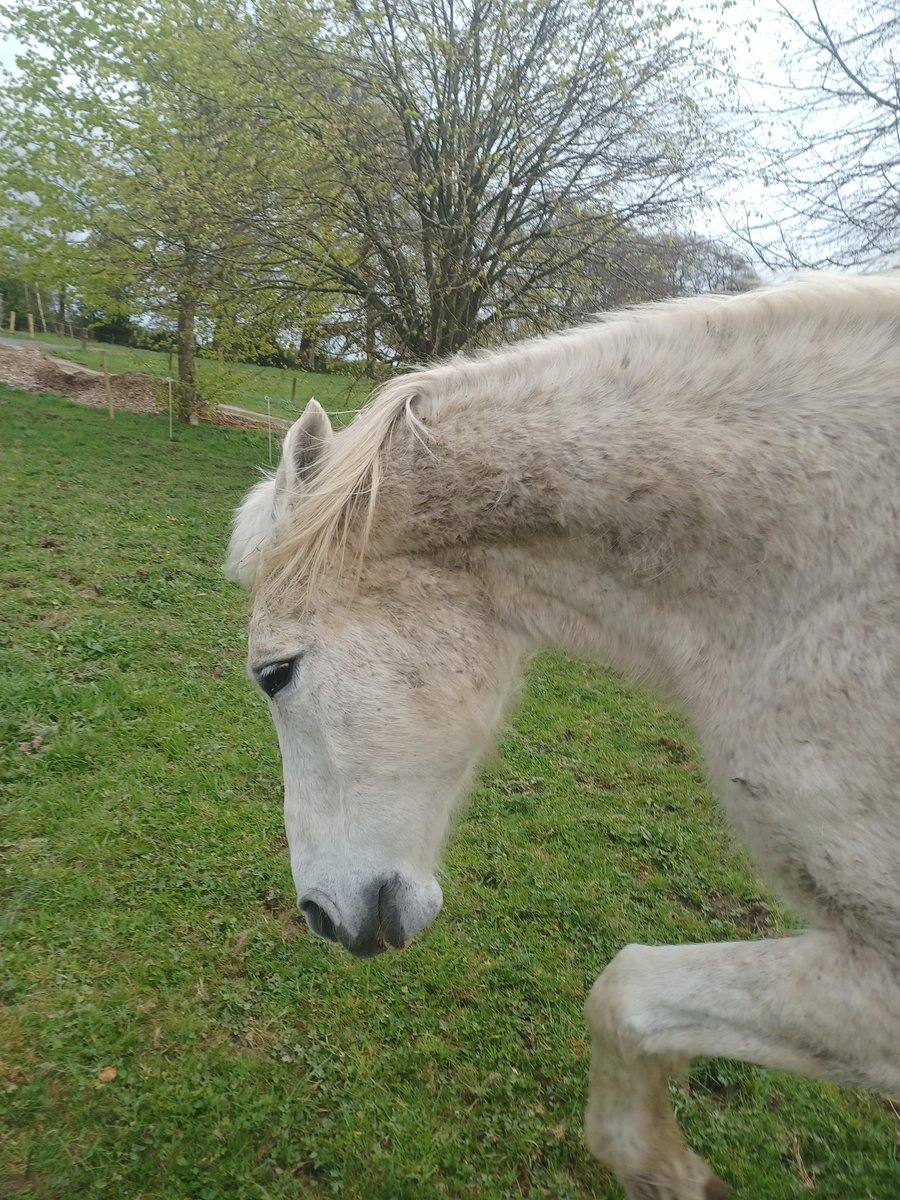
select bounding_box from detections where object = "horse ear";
[277,398,334,495]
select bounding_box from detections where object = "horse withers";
[225,275,900,1199]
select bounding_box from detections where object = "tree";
[761,1,899,268]
[0,0,322,417]
[0,245,30,330]
[250,0,735,363]
[642,233,760,299]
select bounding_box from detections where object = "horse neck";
[390,345,707,544]
[376,314,871,714]
[370,279,900,721]
[383,322,774,598]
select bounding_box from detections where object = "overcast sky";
[678,0,805,261]
[0,32,18,74]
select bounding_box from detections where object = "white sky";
[0,34,20,75]
[679,0,804,257]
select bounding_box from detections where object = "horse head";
[226,398,522,956]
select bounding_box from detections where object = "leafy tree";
[0,248,30,329]
[0,242,59,334]
[1,0,745,386]
[639,233,760,299]
[0,0,322,417]
[251,0,736,363]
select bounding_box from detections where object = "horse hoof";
[621,1161,731,1200]
[706,1176,731,1200]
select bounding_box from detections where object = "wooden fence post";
[8,311,15,334]
[34,287,47,334]
[101,350,114,419]
[27,313,34,337]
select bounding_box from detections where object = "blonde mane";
[260,375,431,598]
[256,273,900,602]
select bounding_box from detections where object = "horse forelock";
[224,472,278,589]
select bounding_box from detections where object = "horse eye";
[256,657,298,698]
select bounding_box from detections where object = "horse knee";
[585,943,655,1050]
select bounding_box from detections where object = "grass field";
[4,330,372,423]
[1,387,897,1199]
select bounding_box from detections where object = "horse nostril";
[378,874,408,949]
[300,899,339,943]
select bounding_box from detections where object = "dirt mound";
[0,346,50,393]
[70,371,162,415]
[0,347,163,415]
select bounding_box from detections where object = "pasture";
[3,330,371,422]
[1,386,897,1199]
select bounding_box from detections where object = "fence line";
[1,316,371,449]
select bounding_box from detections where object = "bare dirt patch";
[0,347,162,415]
[0,347,287,428]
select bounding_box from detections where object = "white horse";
[225,274,900,1200]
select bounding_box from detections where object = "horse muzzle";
[297,871,443,958]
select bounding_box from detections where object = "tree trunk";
[364,301,377,377]
[299,319,319,373]
[176,291,200,422]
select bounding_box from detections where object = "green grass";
[1,387,897,1200]
[4,329,372,423]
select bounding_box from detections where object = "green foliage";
[0,0,328,413]
[1,386,897,1198]
[1,0,746,379]
[0,267,29,318]
[0,247,57,332]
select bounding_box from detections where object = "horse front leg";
[584,931,900,1199]
[584,1025,728,1200]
